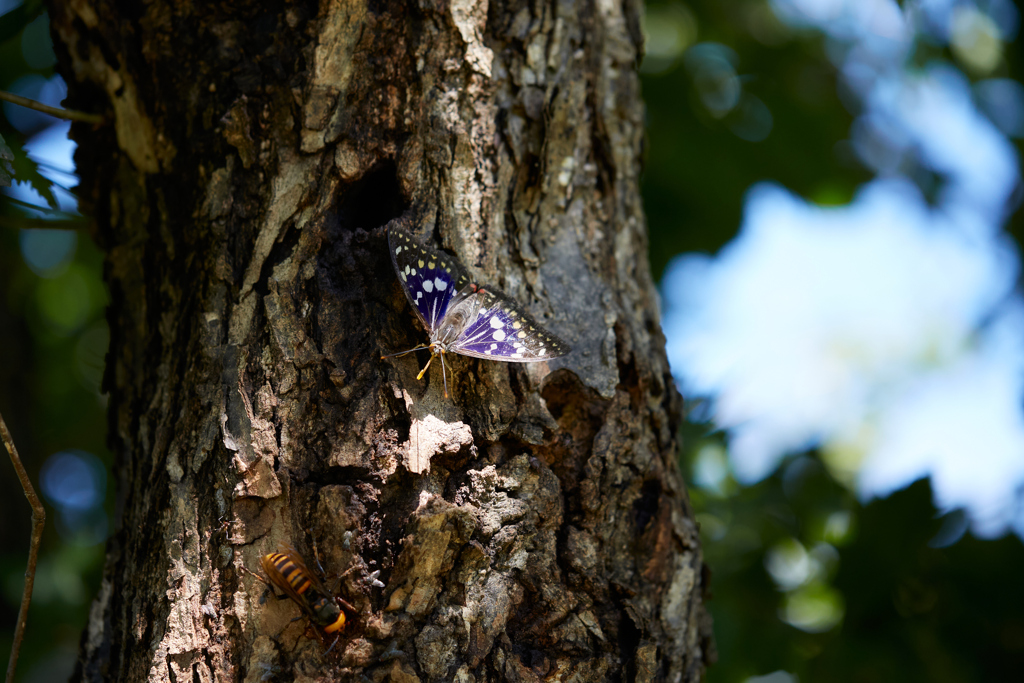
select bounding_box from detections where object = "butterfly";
[382,225,571,396]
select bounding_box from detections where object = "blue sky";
[661,0,1024,538]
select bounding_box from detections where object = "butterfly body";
[384,226,570,395]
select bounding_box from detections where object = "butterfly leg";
[439,350,450,398]
[415,353,435,381]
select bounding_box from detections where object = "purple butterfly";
[382,226,571,396]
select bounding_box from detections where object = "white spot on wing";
[423,280,434,293]
[435,277,447,291]
[489,316,503,329]
[493,330,506,342]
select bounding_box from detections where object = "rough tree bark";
[48,0,711,681]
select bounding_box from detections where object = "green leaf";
[0,131,14,187]
[2,131,57,207]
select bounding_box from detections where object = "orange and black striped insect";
[245,548,354,651]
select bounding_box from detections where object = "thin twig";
[1,196,55,212]
[0,195,85,230]
[0,213,86,231]
[0,90,103,125]
[1,411,46,683]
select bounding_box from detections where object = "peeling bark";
[49,0,712,681]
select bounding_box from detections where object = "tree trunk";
[48,1,711,681]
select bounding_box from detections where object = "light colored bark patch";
[451,0,494,77]
[222,379,282,500]
[239,148,318,297]
[406,414,473,474]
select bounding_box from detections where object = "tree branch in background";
[0,195,86,230]
[0,89,103,125]
[1,411,46,683]
[0,213,86,231]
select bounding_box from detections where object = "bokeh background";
[1,0,1023,681]
[1,1,109,681]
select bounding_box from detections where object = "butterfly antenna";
[381,344,429,360]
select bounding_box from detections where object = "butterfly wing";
[388,226,471,333]
[447,287,570,361]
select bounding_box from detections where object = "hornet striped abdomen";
[261,551,346,634]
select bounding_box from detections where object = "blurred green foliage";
[0,227,109,683]
[646,1,1024,682]
[0,1,108,681]
[642,1,867,279]
[0,225,109,682]
[0,0,57,212]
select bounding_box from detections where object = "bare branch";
[1,411,46,683]
[0,89,104,125]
